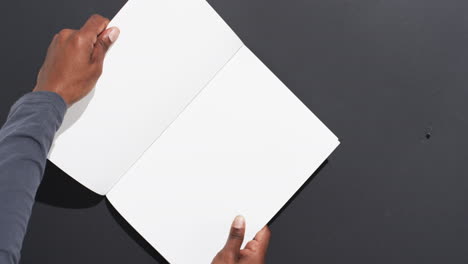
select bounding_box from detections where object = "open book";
[48,0,340,263]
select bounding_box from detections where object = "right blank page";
[108,46,340,264]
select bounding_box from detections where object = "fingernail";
[233,215,245,229]
[107,27,120,43]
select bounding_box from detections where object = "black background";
[1,0,468,263]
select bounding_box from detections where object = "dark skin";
[33,14,120,105]
[33,14,271,263]
[213,216,271,264]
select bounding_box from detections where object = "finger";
[244,226,271,252]
[92,27,120,64]
[55,29,75,42]
[47,29,74,58]
[222,215,246,259]
[244,239,260,251]
[253,226,271,252]
[80,14,109,38]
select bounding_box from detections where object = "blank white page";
[48,0,243,195]
[108,46,340,264]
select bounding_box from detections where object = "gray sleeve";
[0,91,67,264]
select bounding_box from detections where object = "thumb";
[92,26,120,64]
[222,215,246,259]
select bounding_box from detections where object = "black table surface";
[2,0,468,263]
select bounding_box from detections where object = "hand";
[212,216,271,264]
[33,14,120,106]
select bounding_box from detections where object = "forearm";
[0,92,66,264]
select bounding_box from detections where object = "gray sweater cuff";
[9,92,67,123]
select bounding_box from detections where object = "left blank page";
[48,0,243,195]
[107,46,339,264]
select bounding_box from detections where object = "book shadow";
[104,160,329,264]
[35,159,328,262]
[105,200,170,264]
[35,161,103,209]
[267,160,328,225]
[37,91,100,209]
